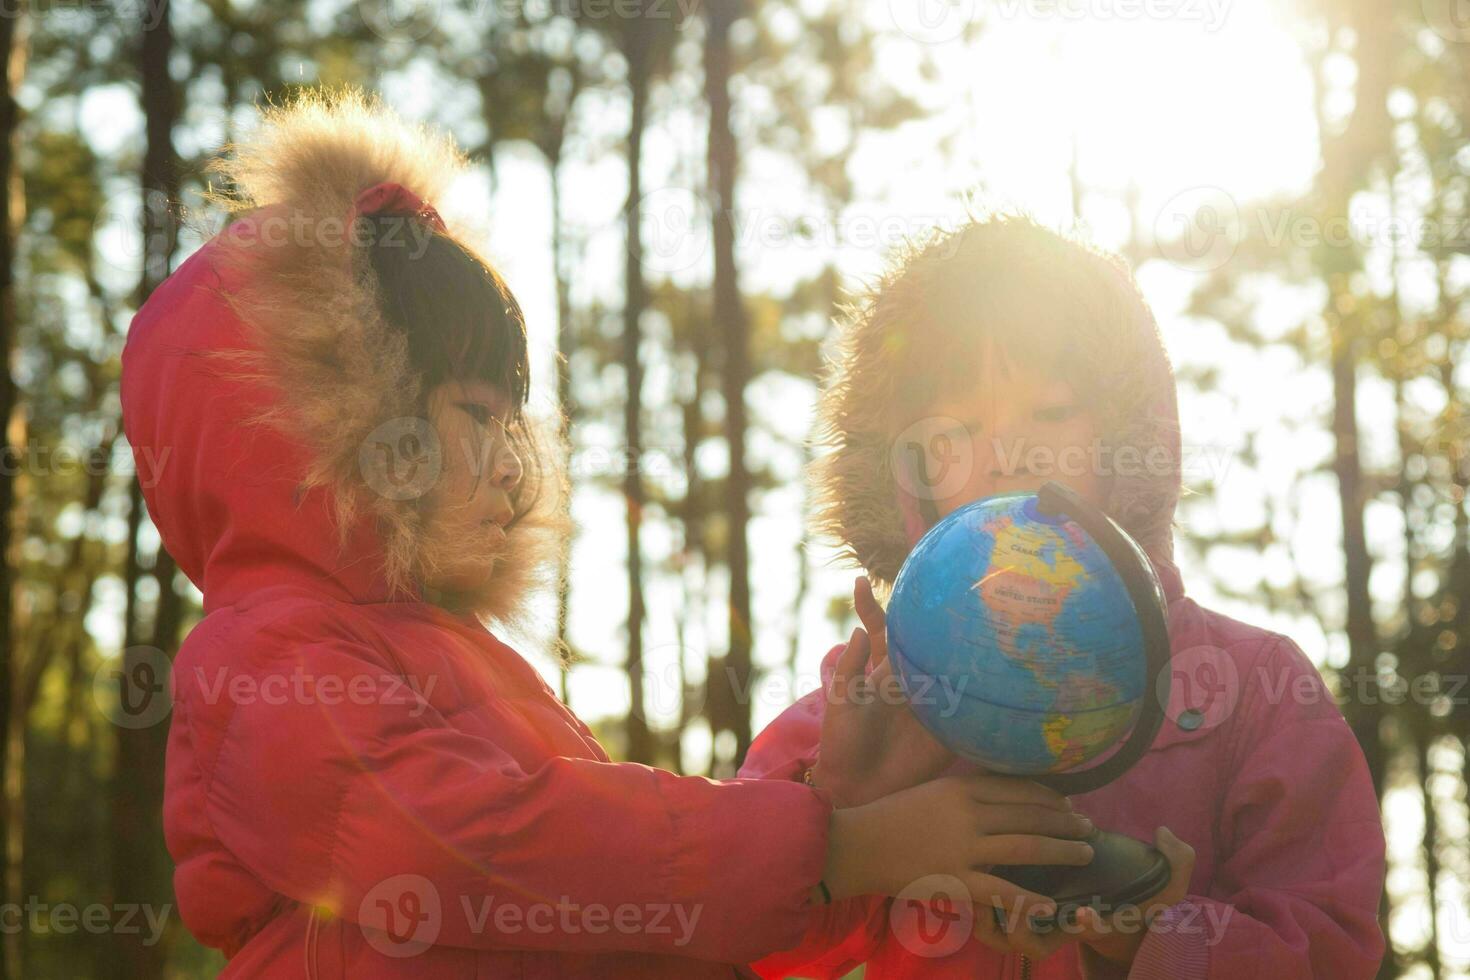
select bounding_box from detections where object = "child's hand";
[812,576,955,808]
[822,773,1096,910]
[971,827,1197,967]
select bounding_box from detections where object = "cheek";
[425,423,476,517]
[927,433,994,518]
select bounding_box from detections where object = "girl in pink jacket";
[123,90,1099,978]
[740,215,1388,979]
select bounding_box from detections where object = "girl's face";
[420,379,524,594]
[903,338,1106,522]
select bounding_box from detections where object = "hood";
[811,216,1184,601]
[120,89,565,623]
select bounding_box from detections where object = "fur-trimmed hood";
[811,213,1183,595]
[121,88,566,626]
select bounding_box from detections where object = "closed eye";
[456,401,494,427]
[1034,404,1080,424]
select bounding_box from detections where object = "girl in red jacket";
[122,89,1098,978]
[739,215,1388,978]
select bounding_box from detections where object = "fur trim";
[811,211,1181,591]
[195,86,567,631]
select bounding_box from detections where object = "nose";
[492,439,523,492]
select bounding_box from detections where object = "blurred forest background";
[1,0,1468,976]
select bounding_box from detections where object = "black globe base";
[989,828,1170,930]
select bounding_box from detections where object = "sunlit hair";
[812,208,1182,590]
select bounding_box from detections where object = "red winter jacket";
[122,201,830,975]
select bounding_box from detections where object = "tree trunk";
[705,0,752,775]
[109,3,181,975]
[622,19,653,765]
[1418,733,1443,979]
[549,144,575,706]
[0,7,23,979]
[1308,4,1393,967]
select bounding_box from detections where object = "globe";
[887,483,1168,783]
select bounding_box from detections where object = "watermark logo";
[359,0,444,42]
[1154,186,1242,272]
[360,416,443,501]
[627,644,708,729]
[888,0,980,43]
[360,875,442,957]
[1156,644,1239,731]
[93,646,173,730]
[1422,0,1470,42]
[891,416,975,503]
[0,897,171,945]
[890,874,975,957]
[636,186,711,276]
[93,189,177,280]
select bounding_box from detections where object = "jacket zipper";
[1020,953,1032,980]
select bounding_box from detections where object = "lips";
[480,510,513,536]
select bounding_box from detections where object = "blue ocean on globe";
[887,491,1148,775]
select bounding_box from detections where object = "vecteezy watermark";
[358,876,704,958]
[729,208,961,259]
[888,417,1224,503]
[93,652,445,728]
[4,0,171,30]
[888,0,980,43]
[890,875,976,958]
[0,441,172,486]
[631,190,963,275]
[1155,185,1470,271]
[626,644,708,728]
[360,417,444,501]
[1151,646,1470,732]
[991,0,1231,30]
[1422,0,1470,43]
[358,0,701,44]
[186,664,439,716]
[715,663,970,716]
[1155,644,1240,732]
[0,898,171,946]
[360,418,532,502]
[887,0,1229,43]
[93,646,174,730]
[1153,186,1243,272]
[636,186,712,276]
[92,198,439,279]
[988,893,1235,941]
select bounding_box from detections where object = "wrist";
[809,759,863,808]
[821,806,875,900]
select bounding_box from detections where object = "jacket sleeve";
[1086,636,1387,980]
[186,632,832,963]
[738,644,893,978]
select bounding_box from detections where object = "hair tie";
[349,181,446,234]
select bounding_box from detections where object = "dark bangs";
[361,214,530,418]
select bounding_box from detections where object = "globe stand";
[970,482,1177,932]
[990,828,1171,929]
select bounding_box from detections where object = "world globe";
[887,482,1170,787]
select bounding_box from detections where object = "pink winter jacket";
[739,554,1388,979]
[122,207,832,976]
